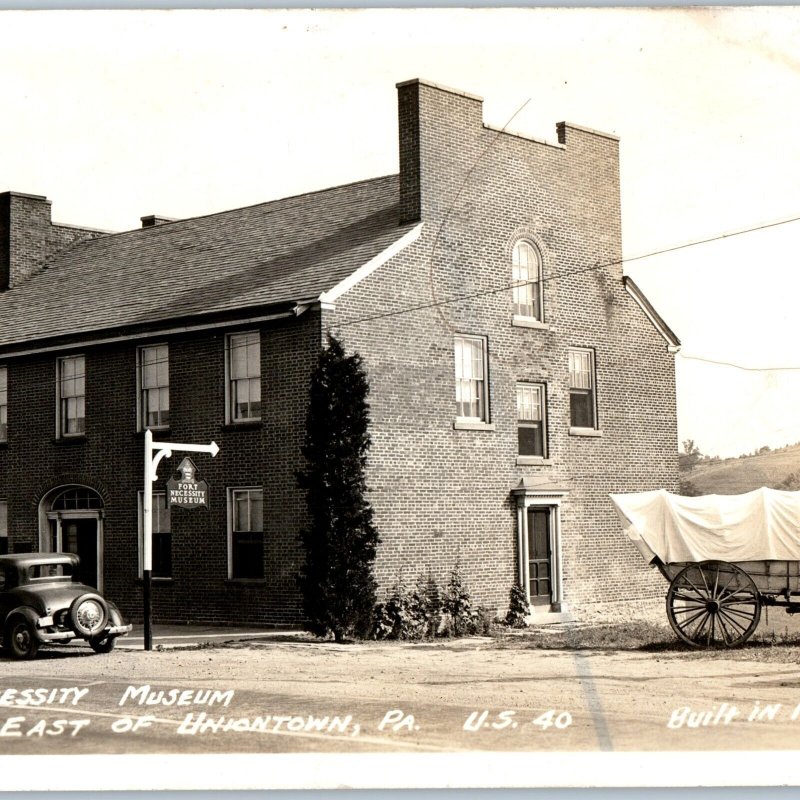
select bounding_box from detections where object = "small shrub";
[473,606,494,636]
[505,584,530,628]
[374,563,492,640]
[441,561,476,637]
[417,570,442,639]
[373,577,426,640]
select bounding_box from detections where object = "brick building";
[0,79,680,625]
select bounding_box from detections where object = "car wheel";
[90,636,116,654]
[5,618,39,660]
[89,607,121,654]
[69,593,109,638]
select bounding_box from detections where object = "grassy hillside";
[685,444,800,495]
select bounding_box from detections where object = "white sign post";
[143,429,219,651]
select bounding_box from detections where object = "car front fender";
[3,605,60,644]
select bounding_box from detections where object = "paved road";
[2,634,800,759]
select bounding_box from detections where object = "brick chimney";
[141,215,175,228]
[396,79,484,225]
[0,192,54,290]
[0,191,106,290]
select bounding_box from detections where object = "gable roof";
[0,174,412,351]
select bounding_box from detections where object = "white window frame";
[0,366,7,443]
[226,487,265,580]
[512,239,543,322]
[56,355,85,438]
[568,347,601,435]
[137,344,170,432]
[516,382,549,463]
[137,490,172,579]
[225,331,261,424]
[453,335,493,430]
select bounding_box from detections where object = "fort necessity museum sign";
[167,458,210,509]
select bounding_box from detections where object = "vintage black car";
[0,552,131,659]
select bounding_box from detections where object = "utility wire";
[336,212,800,330]
[6,216,800,386]
[678,353,800,373]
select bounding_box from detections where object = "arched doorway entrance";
[39,486,104,590]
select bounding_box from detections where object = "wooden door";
[527,508,552,606]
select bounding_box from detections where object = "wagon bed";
[610,488,800,648]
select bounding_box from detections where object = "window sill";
[225,578,267,585]
[453,420,496,432]
[135,577,175,585]
[516,456,553,466]
[52,435,87,446]
[569,427,603,438]
[135,428,171,438]
[221,421,263,432]
[512,315,550,331]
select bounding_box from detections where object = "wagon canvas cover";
[609,487,800,563]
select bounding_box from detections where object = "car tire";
[5,617,40,660]
[90,608,121,654]
[90,636,116,654]
[69,593,109,638]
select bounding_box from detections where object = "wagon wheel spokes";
[716,568,740,599]
[715,612,734,646]
[666,561,761,649]
[671,602,709,614]
[717,607,749,634]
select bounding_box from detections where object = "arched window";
[50,487,103,511]
[512,240,542,320]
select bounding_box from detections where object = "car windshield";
[29,563,73,580]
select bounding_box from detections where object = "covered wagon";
[610,487,800,648]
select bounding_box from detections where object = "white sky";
[1,7,799,458]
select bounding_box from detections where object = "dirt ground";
[3,625,800,759]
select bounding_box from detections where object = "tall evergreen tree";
[297,334,379,641]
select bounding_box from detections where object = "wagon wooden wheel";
[666,561,761,648]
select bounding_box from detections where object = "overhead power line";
[336,212,800,330]
[678,353,800,373]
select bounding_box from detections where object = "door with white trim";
[526,507,552,606]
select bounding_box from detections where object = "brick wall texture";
[0,192,105,290]
[0,80,679,625]
[329,81,679,614]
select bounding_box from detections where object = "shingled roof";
[0,174,411,350]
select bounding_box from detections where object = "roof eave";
[318,222,423,308]
[0,301,302,359]
[623,276,681,352]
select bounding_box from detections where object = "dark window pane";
[570,391,595,428]
[233,532,264,579]
[518,425,543,456]
[153,532,172,579]
[0,539,7,556]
